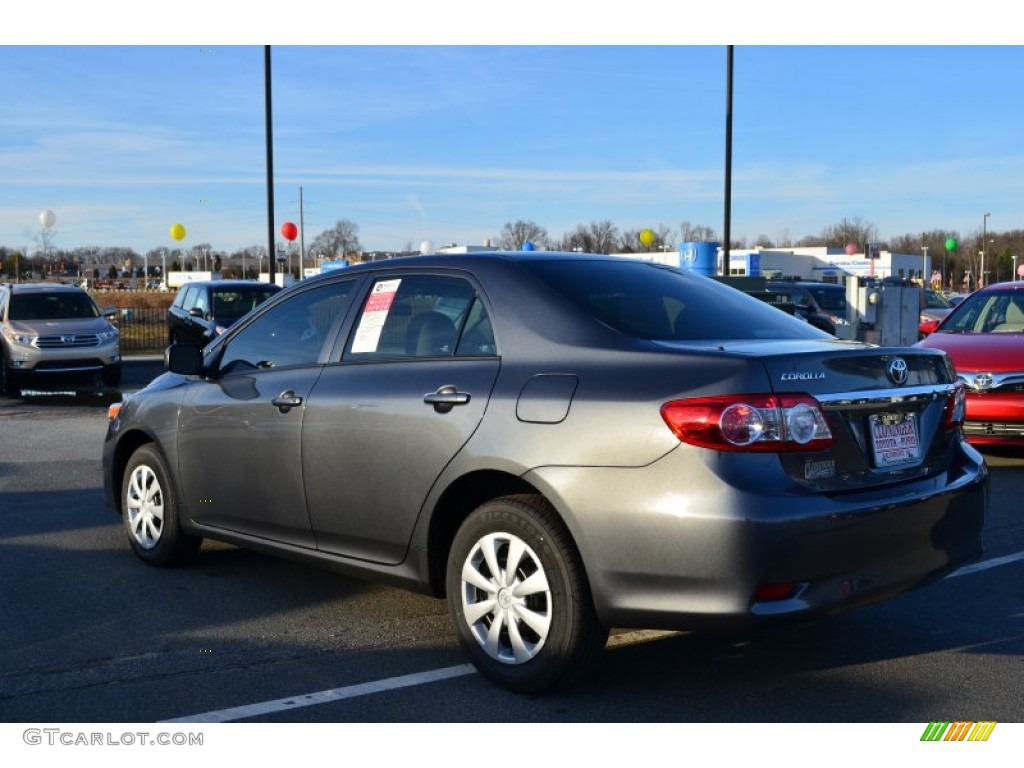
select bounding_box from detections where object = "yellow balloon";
[170,223,186,241]
[639,229,655,247]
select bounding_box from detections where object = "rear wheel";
[446,495,608,693]
[122,444,201,566]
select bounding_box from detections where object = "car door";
[175,278,358,547]
[301,273,500,564]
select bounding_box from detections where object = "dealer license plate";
[869,413,921,467]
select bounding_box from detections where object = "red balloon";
[845,243,857,255]
[281,222,298,241]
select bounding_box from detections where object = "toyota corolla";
[103,252,987,693]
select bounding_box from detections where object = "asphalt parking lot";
[0,357,1022,723]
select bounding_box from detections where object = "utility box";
[846,276,921,346]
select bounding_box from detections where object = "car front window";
[216,280,354,373]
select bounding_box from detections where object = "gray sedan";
[103,252,987,693]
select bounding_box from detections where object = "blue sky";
[2,8,1022,256]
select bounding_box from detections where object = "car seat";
[405,311,456,356]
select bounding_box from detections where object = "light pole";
[981,212,990,288]
[921,245,929,285]
[1013,254,1019,282]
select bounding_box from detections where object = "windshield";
[528,261,827,341]
[9,291,99,320]
[926,290,952,309]
[807,286,847,312]
[939,290,1024,333]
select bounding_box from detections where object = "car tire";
[122,444,201,567]
[102,362,122,387]
[446,494,608,693]
[1,354,22,398]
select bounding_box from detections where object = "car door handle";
[423,385,471,414]
[271,390,303,413]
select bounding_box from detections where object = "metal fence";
[108,307,168,353]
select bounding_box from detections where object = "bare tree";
[310,219,361,259]
[678,221,719,243]
[557,221,619,254]
[496,220,549,250]
[819,216,878,248]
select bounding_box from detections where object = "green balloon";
[945,237,958,252]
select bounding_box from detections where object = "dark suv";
[766,280,849,335]
[167,280,281,346]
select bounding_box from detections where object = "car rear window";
[211,286,280,320]
[528,261,825,341]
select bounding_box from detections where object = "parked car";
[916,280,1024,447]
[946,293,970,307]
[167,279,281,346]
[765,280,849,335]
[918,289,954,336]
[104,252,987,692]
[1,283,120,396]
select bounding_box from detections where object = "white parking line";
[161,664,475,723]
[946,550,1024,578]
[161,550,1024,723]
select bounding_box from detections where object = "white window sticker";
[351,279,402,353]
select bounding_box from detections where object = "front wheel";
[0,357,22,398]
[102,362,122,387]
[446,495,608,693]
[122,444,201,566]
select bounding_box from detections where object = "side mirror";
[165,344,204,375]
[919,319,940,336]
[102,307,118,318]
[188,307,206,318]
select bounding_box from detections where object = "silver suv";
[0,283,121,396]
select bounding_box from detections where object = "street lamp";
[921,245,929,285]
[981,212,990,288]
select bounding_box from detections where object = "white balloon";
[39,209,56,228]
[419,240,434,255]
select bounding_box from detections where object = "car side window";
[177,285,195,310]
[193,289,209,316]
[217,280,354,374]
[344,275,488,360]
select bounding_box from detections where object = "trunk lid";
[724,340,960,493]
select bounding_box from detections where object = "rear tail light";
[942,381,966,431]
[661,394,833,452]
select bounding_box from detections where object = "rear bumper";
[527,441,988,631]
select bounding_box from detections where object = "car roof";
[296,251,642,282]
[4,283,88,294]
[181,279,281,288]
[766,280,843,289]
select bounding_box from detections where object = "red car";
[917,281,1024,447]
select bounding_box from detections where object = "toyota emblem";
[972,373,994,390]
[887,357,909,385]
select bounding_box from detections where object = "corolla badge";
[780,371,826,381]
[887,357,909,385]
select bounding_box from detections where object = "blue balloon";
[521,241,535,251]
